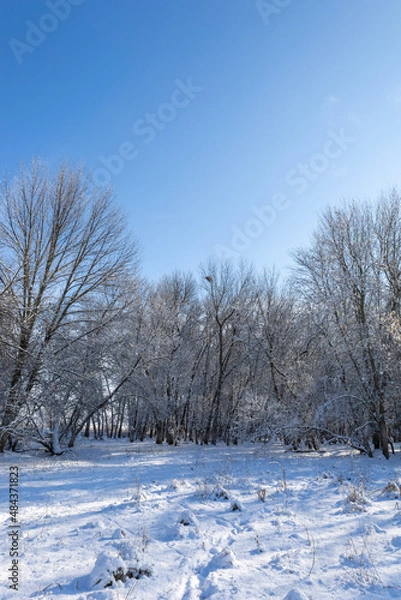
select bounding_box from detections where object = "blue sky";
[1,0,401,280]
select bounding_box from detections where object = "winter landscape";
[1,439,401,599]
[2,1,401,598]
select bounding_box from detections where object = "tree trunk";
[379,409,390,460]
[155,422,164,444]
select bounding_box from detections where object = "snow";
[1,439,401,599]
[283,590,310,600]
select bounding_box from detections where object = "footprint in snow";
[198,548,237,578]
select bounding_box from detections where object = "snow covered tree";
[129,271,201,444]
[199,260,255,444]
[0,160,138,452]
[293,193,401,458]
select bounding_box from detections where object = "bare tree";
[200,260,254,444]
[129,271,201,444]
[0,160,138,451]
[293,195,401,458]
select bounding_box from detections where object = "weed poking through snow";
[344,485,370,513]
[257,488,267,502]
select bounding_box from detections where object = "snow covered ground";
[1,439,401,600]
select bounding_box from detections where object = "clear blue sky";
[1,0,401,280]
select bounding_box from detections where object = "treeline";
[1,161,401,458]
